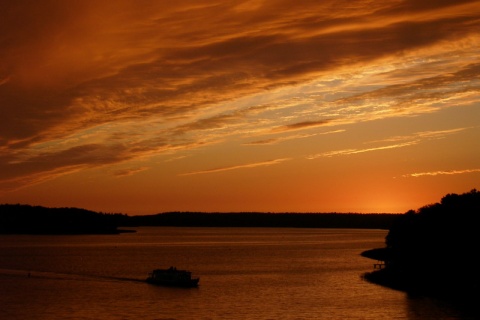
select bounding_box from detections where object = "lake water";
[0,227,476,319]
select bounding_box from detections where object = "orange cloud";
[270,120,332,133]
[113,167,149,177]
[245,130,344,145]
[403,169,480,178]
[179,158,290,176]
[307,142,418,159]
[307,127,470,159]
[1,0,479,192]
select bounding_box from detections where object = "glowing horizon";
[1,1,479,215]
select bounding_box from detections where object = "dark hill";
[0,204,129,234]
[0,204,400,234]
[128,211,399,229]
[361,189,480,301]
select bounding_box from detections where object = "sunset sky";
[1,0,479,215]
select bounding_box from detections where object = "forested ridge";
[0,204,129,234]
[128,211,399,229]
[362,189,479,300]
[0,204,399,234]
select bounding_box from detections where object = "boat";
[146,267,199,287]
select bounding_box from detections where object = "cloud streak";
[307,127,470,159]
[307,142,418,159]
[403,169,480,178]
[270,120,333,133]
[244,130,345,146]
[113,166,149,177]
[179,158,290,176]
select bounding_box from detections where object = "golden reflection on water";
[0,228,476,319]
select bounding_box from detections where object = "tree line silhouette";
[0,204,129,234]
[362,189,479,300]
[0,204,399,234]
[127,211,399,228]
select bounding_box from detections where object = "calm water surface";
[0,227,476,319]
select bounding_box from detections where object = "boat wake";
[0,268,144,283]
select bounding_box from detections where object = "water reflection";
[406,293,479,320]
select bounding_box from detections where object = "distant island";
[0,203,400,234]
[126,211,400,229]
[361,189,479,302]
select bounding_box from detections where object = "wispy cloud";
[245,130,344,146]
[307,142,417,159]
[307,127,469,159]
[113,166,149,177]
[269,119,333,133]
[368,128,470,144]
[179,158,290,176]
[403,169,480,178]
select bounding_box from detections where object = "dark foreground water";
[0,227,476,319]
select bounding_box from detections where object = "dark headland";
[361,189,479,304]
[0,203,400,234]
